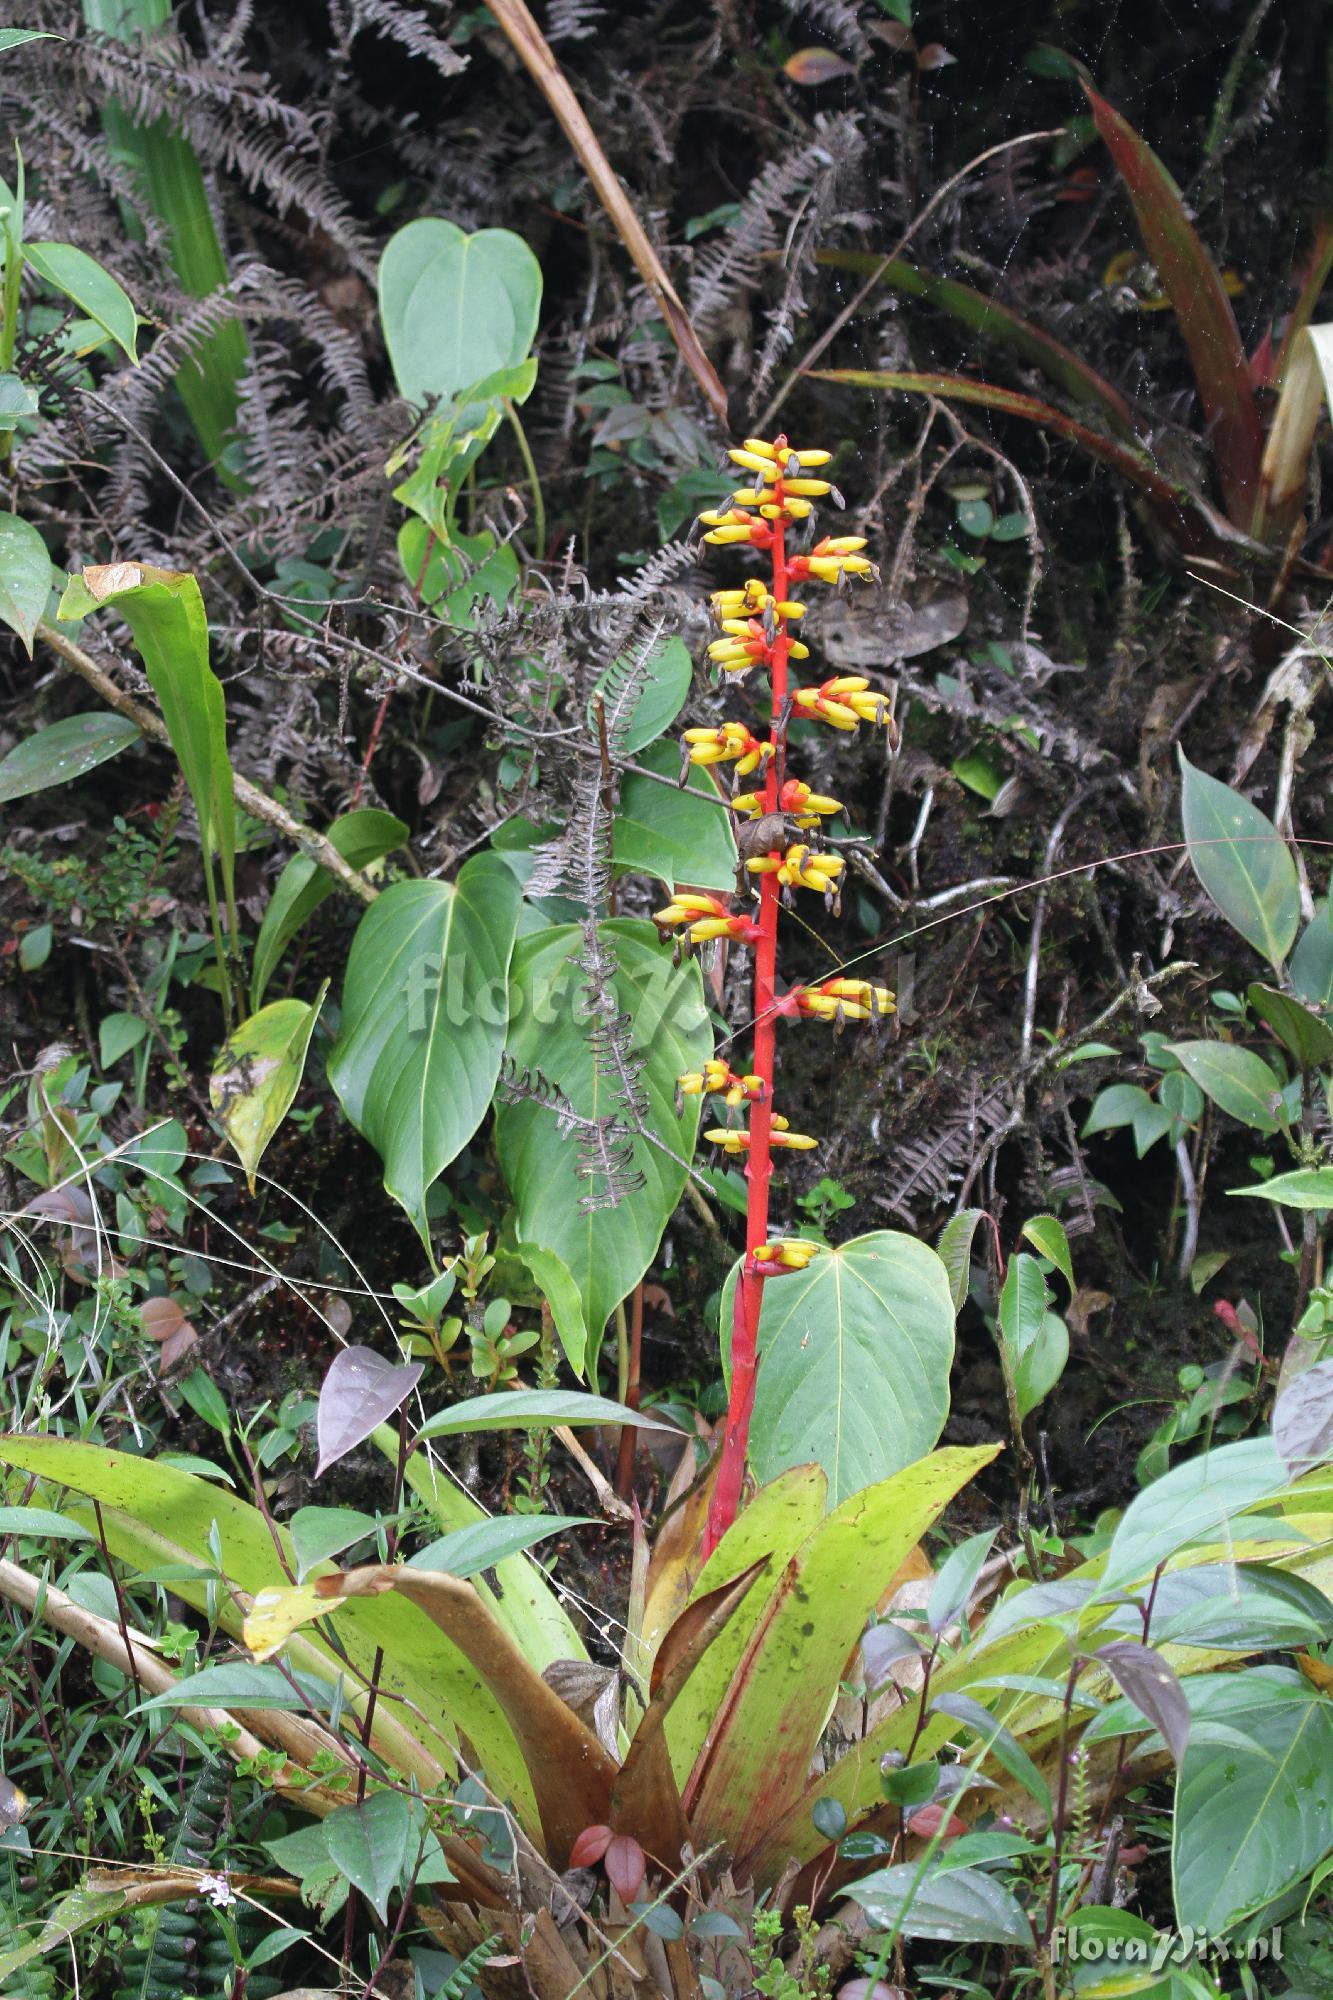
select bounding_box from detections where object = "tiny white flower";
[197,1872,234,1909]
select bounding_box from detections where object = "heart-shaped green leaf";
[612,739,738,891]
[329,857,521,1243]
[721,1231,955,1504]
[378,218,542,405]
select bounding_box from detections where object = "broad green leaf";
[0,511,52,654]
[1080,82,1262,527]
[1166,1040,1282,1132]
[407,1514,591,1575]
[0,1432,535,1820]
[1229,1168,1333,1209]
[99,1011,148,1066]
[0,371,39,428]
[687,1445,999,1881]
[514,1241,587,1378]
[612,739,737,892]
[134,1662,334,1711]
[596,635,693,756]
[328,857,521,1244]
[720,1231,955,1505]
[1246,982,1333,1068]
[850,1860,1034,1946]
[0,1504,91,1541]
[290,1505,378,1581]
[936,1207,986,1313]
[1171,1669,1333,1932]
[1178,750,1299,969]
[1082,1082,1153,1135]
[391,1433,586,1670]
[997,1252,1068,1419]
[210,984,326,1192]
[1013,1312,1069,1421]
[927,1527,997,1634]
[1020,1214,1074,1294]
[1291,900,1333,1010]
[495,921,710,1374]
[24,241,138,362]
[56,564,234,893]
[324,1791,413,1923]
[379,218,542,406]
[1102,1437,1289,1588]
[414,1387,678,1442]
[0,712,138,801]
[252,807,407,1007]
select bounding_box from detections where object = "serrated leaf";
[379,218,541,406]
[936,1207,986,1314]
[720,1231,955,1505]
[0,712,138,801]
[24,241,138,362]
[210,985,326,1192]
[1166,1040,1282,1132]
[328,858,520,1243]
[0,512,52,654]
[252,808,407,1007]
[1178,750,1299,968]
[495,921,710,1376]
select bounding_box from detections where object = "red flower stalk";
[681,438,894,1557]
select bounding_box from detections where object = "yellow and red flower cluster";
[686,435,892,1553]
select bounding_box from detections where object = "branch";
[36,619,379,905]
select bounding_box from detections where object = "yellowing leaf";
[244,1581,343,1661]
[210,985,327,1191]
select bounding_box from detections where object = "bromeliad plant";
[660,436,895,1551]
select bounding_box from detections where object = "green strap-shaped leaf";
[495,921,710,1376]
[1179,749,1299,969]
[24,241,138,362]
[328,857,520,1244]
[719,1230,956,1505]
[57,564,234,883]
[210,984,326,1191]
[252,806,407,1007]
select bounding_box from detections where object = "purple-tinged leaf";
[784,47,856,85]
[1273,1360,1333,1473]
[1080,78,1263,527]
[315,1346,422,1476]
[1097,1639,1191,1765]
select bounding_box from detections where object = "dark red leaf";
[1097,1640,1191,1766]
[783,47,855,85]
[916,42,957,69]
[140,1297,187,1343]
[568,1823,613,1869]
[905,1803,967,1840]
[603,1832,647,1904]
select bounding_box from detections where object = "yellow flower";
[788,535,878,585]
[682,722,772,775]
[740,437,833,469]
[751,1238,820,1270]
[679,1060,764,1105]
[790,977,895,1022]
[793,676,893,730]
[704,1114,816,1155]
[654,892,761,946]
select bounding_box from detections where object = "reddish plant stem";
[614,1281,645,1499]
[704,494,790,1556]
